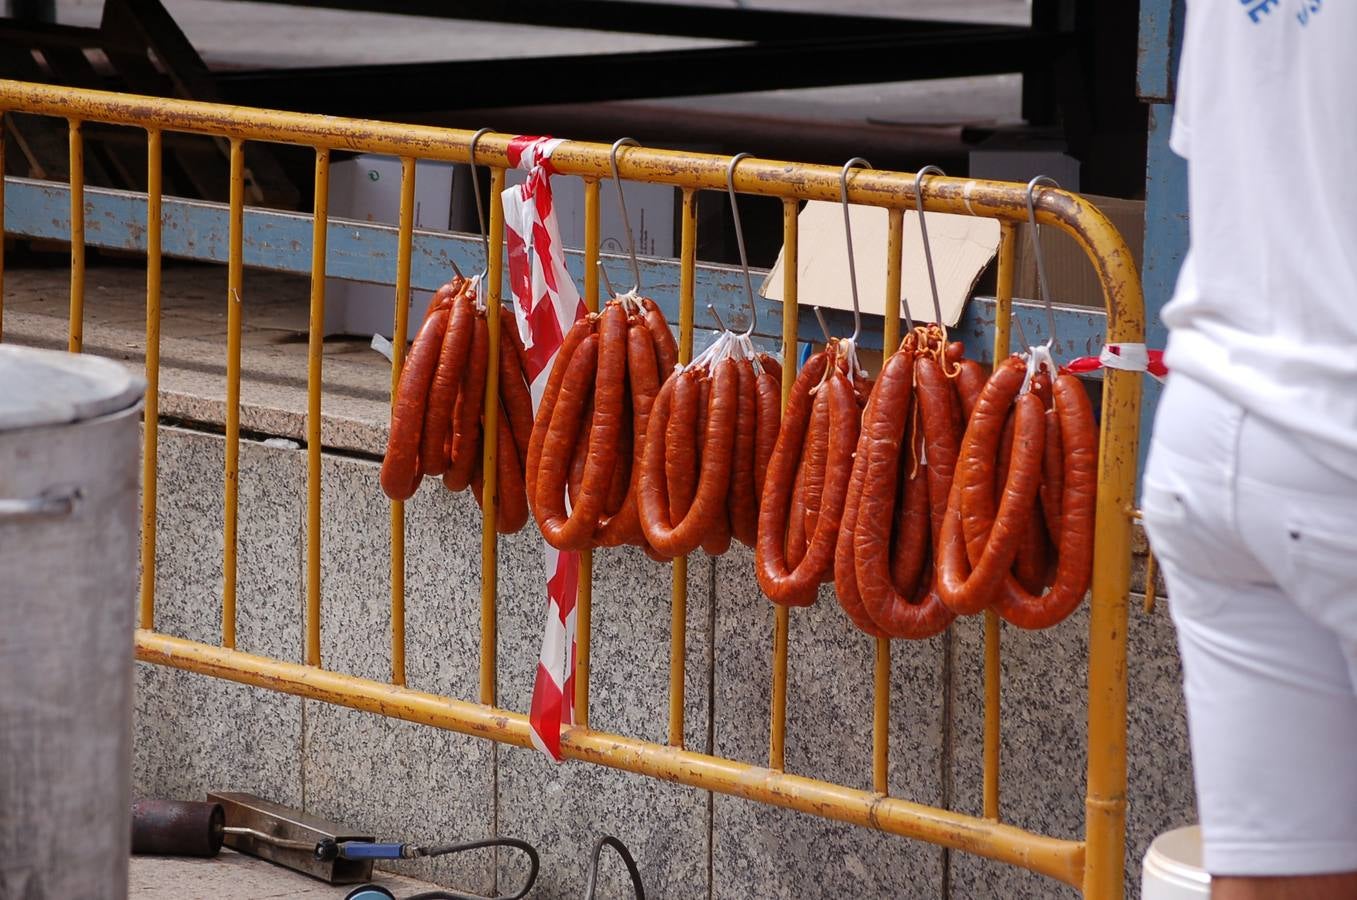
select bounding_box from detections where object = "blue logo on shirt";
[1240,0,1321,26]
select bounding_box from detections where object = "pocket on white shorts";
[1283,513,1357,641]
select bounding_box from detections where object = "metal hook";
[468,127,493,274]
[726,152,758,337]
[913,165,947,330]
[706,304,728,332]
[839,157,870,345]
[813,307,833,344]
[597,260,618,299]
[1025,174,1061,350]
[609,137,643,293]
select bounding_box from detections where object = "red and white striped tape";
[1065,342,1167,382]
[502,135,588,762]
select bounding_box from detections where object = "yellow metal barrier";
[0,79,1143,898]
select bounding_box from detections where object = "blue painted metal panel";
[3,176,1113,365]
[1136,0,1185,102]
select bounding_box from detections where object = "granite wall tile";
[947,599,1194,899]
[133,426,305,807]
[709,544,947,900]
[495,542,714,899]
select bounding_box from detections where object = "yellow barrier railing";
[0,79,1143,897]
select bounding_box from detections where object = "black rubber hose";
[402,837,540,900]
[583,835,644,900]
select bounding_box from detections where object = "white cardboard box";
[324,154,456,340]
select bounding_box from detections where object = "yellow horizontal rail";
[136,629,1086,887]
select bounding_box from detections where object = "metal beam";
[215,27,1062,115]
[2,175,1110,361]
[208,0,995,42]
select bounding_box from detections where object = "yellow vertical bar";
[993,222,1016,366]
[872,208,903,796]
[305,148,330,668]
[982,220,1017,821]
[872,639,890,794]
[223,138,245,649]
[67,119,84,353]
[139,128,162,631]
[389,157,416,686]
[668,187,697,748]
[1083,259,1142,900]
[771,198,798,772]
[479,166,506,707]
[576,177,601,727]
[883,209,904,353]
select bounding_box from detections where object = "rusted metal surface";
[131,798,224,858]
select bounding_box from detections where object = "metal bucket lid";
[0,345,145,432]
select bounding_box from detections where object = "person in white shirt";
[1142,2,1357,897]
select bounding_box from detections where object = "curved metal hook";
[706,303,728,332]
[839,157,871,344]
[609,137,643,294]
[1025,174,1061,350]
[468,127,494,276]
[913,165,947,331]
[726,152,757,337]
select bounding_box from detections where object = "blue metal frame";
[1136,0,1189,480]
[3,175,1112,366]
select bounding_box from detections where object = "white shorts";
[1143,373,1357,877]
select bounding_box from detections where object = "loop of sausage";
[665,370,702,521]
[991,371,1054,593]
[640,297,679,380]
[889,422,931,596]
[443,312,491,492]
[954,359,988,420]
[916,356,963,542]
[497,307,534,473]
[380,305,450,500]
[1040,402,1065,543]
[537,303,628,551]
[532,334,601,549]
[602,393,632,518]
[855,350,955,639]
[755,350,829,604]
[756,356,854,607]
[936,358,1045,615]
[752,364,782,503]
[471,400,530,534]
[785,455,809,569]
[990,374,1097,629]
[566,396,593,511]
[419,286,475,476]
[526,316,595,516]
[756,353,783,386]
[832,383,891,637]
[595,318,662,547]
[637,358,738,557]
[728,359,760,548]
[799,386,832,564]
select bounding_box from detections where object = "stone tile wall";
[134,426,1193,899]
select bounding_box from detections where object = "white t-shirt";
[1164,0,1357,473]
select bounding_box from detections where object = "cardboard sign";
[760,201,1001,327]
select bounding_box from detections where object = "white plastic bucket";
[1142,825,1211,900]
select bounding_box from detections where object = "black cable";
[403,837,540,900]
[583,835,645,900]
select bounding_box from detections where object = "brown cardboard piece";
[1012,195,1145,308]
[759,201,1001,327]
